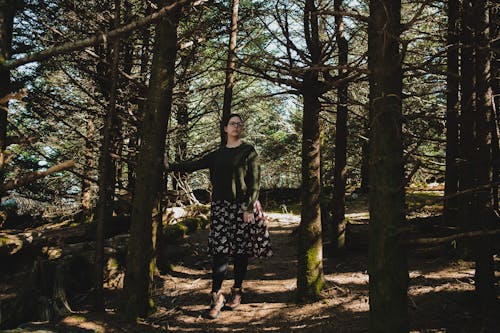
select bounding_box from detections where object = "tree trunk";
[458,0,475,255]
[122,0,180,318]
[128,3,151,193]
[297,86,323,301]
[0,0,16,188]
[444,0,460,220]
[220,0,239,144]
[368,0,408,332]
[472,0,495,304]
[94,0,121,311]
[296,0,324,302]
[330,0,349,251]
[81,119,95,218]
[490,3,500,210]
[173,81,189,193]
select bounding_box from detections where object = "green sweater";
[169,142,260,212]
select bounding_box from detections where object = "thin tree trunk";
[122,0,180,318]
[81,119,95,217]
[444,0,460,220]
[220,0,239,144]
[490,4,500,210]
[128,5,152,193]
[472,0,495,304]
[359,134,369,193]
[297,0,324,302]
[173,80,189,193]
[0,0,16,189]
[458,0,475,255]
[368,0,408,331]
[94,0,121,311]
[330,0,349,251]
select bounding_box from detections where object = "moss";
[163,216,209,243]
[182,217,203,232]
[164,223,188,241]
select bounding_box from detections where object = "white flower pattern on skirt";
[209,200,273,258]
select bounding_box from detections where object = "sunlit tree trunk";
[368,0,408,331]
[297,0,323,302]
[122,0,180,318]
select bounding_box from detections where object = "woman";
[166,114,272,319]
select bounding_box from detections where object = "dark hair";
[221,113,243,127]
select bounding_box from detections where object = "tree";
[458,0,475,254]
[0,0,19,187]
[122,0,181,318]
[94,0,121,311]
[444,0,459,220]
[221,0,239,144]
[296,0,324,301]
[329,0,349,251]
[368,0,408,331]
[472,0,495,304]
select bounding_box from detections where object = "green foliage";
[163,216,209,243]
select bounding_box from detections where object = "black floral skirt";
[208,200,273,258]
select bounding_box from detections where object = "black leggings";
[211,254,249,292]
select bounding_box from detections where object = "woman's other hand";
[243,211,255,223]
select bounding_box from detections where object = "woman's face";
[224,116,245,138]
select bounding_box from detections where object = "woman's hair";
[221,113,243,127]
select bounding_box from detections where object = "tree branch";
[2,0,207,69]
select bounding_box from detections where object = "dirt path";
[16,211,496,332]
[143,213,498,333]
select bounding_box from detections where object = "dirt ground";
[32,209,499,333]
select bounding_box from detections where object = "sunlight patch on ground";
[345,212,370,220]
[325,272,369,286]
[60,316,106,333]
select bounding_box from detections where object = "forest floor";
[7,193,500,333]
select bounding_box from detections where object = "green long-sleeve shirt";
[169,142,260,212]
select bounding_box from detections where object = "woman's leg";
[233,254,249,288]
[211,254,229,292]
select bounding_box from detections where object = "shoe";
[225,287,243,310]
[207,291,225,319]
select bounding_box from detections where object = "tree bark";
[458,0,475,254]
[444,0,460,220]
[81,119,95,217]
[490,2,500,210]
[122,0,180,318]
[94,0,121,311]
[296,0,324,302]
[472,0,495,304]
[220,0,239,144]
[0,0,16,189]
[128,4,152,194]
[330,0,349,251]
[368,0,408,331]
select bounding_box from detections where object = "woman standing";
[166,114,272,319]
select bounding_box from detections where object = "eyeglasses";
[228,121,244,128]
